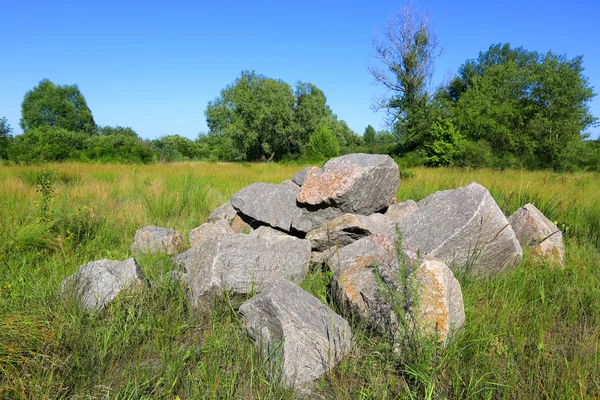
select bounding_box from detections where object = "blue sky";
[1,0,599,140]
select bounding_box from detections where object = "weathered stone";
[175,233,311,309]
[330,236,465,342]
[384,200,419,222]
[131,226,184,255]
[230,214,253,234]
[398,183,522,274]
[306,213,394,252]
[297,154,400,215]
[61,258,146,312]
[281,179,300,189]
[508,204,564,264]
[239,278,353,388]
[291,166,318,186]
[290,203,345,234]
[231,182,302,233]
[189,220,234,248]
[208,201,237,223]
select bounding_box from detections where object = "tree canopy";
[20,79,97,135]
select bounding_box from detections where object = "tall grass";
[0,162,599,398]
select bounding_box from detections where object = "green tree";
[293,82,333,150]
[9,126,88,162]
[423,118,463,166]
[98,125,139,137]
[446,43,597,170]
[364,125,377,145]
[20,79,97,135]
[369,2,440,150]
[205,71,296,161]
[305,125,340,160]
[0,117,12,159]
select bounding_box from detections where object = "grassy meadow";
[1,162,599,399]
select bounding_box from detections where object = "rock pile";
[59,153,565,392]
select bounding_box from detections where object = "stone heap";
[60,153,565,392]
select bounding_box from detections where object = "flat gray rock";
[131,226,184,255]
[281,179,300,189]
[239,278,353,389]
[207,201,237,223]
[508,203,564,264]
[175,233,311,309]
[291,166,318,186]
[329,236,465,343]
[189,219,234,248]
[61,258,146,312]
[398,182,522,274]
[231,182,302,232]
[297,154,400,215]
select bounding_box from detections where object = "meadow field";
[1,162,599,399]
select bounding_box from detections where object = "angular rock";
[281,179,300,189]
[231,182,302,233]
[384,200,419,222]
[291,166,318,187]
[290,203,345,234]
[61,258,146,312]
[175,233,311,308]
[330,236,465,342]
[508,204,564,264]
[189,219,234,248]
[230,214,253,234]
[398,183,523,274]
[239,278,353,388]
[297,154,400,215]
[306,213,394,252]
[131,226,184,255]
[207,201,237,223]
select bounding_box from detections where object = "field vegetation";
[1,162,599,399]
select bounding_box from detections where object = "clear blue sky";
[2,0,598,140]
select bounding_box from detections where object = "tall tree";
[446,43,597,169]
[205,71,296,161]
[364,125,377,145]
[0,117,12,159]
[293,82,332,149]
[20,79,96,135]
[368,1,440,151]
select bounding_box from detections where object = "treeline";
[1,42,598,170]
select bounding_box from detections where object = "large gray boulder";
[306,213,394,252]
[297,154,400,215]
[61,258,146,312]
[189,219,234,248]
[231,182,302,232]
[291,166,318,187]
[239,278,353,389]
[174,230,311,309]
[329,236,465,343]
[207,201,237,223]
[230,182,345,234]
[130,226,184,255]
[398,183,523,274]
[508,204,564,264]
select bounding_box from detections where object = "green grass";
[0,163,599,399]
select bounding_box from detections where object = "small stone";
[208,201,237,223]
[131,226,184,255]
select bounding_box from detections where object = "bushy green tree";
[423,119,463,166]
[86,127,152,163]
[364,125,376,145]
[0,117,12,160]
[20,79,97,135]
[293,82,333,150]
[9,126,88,162]
[446,43,597,170]
[305,125,340,160]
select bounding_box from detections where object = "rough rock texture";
[208,201,237,223]
[239,278,353,388]
[189,220,234,248]
[174,233,311,308]
[297,154,400,215]
[61,258,146,312]
[130,226,184,255]
[290,204,345,234]
[398,183,522,274]
[384,200,419,222]
[291,167,318,187]
[508,204,564,264]
[231,182,302,232]
[329,236,465,342]
[306,213,394,252]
